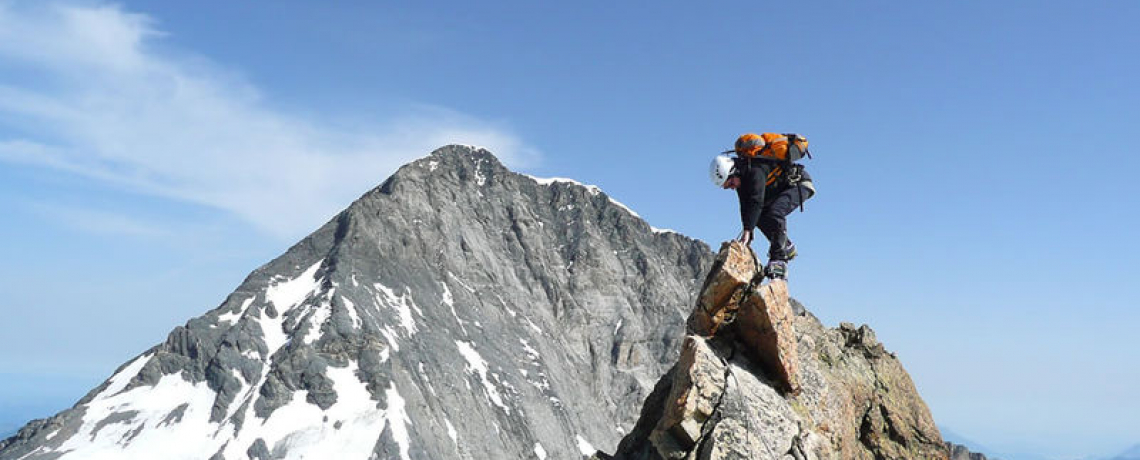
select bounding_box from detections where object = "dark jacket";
[734,157,813,233]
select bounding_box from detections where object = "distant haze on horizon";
[1,1,1138,458]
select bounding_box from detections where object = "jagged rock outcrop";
[687,244,800,394]
[947,442,990,460]
[600,242,948,460]
[0,145,714,460]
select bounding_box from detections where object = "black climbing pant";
[757,185,814,261]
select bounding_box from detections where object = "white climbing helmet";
[709,154,736,188]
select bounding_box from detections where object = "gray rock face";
[0,145,714,460]
[947,442,990,460]
[605,318,950,460]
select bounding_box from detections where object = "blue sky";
[1,1,1138,458]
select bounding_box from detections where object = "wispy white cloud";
[24,201,174,239]
[0,1,539,240]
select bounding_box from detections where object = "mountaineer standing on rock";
[710,133,815,279]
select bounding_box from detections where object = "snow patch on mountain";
[218,297,254,325]
[525,175,601,195]
[441,279,469,335]
[383,385,412,460]
[606,197,640,218]
[444,418,458,444]
[55,373,218,460]
[455,340,510,414]
[440,282,454,307]
[448,272,476,293]
[95,352,152,401]
[217,362,396,460]
[381,326,402,352]
[417,362,437,398]
[577,435,597,456]
[374,282,420,335]
[301,303,331,345]
[519,338,540,361]
[256,307,289,357]
[525,318,543,335]
[341,296,361,329]
[258,260,324,355]
[266,261,323,313]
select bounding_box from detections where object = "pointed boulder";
[687,241,759,336]
[650,336,728,457]
[685,242,800,394]
[733,280,800,394]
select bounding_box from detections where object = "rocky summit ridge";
[2,145,952,460]
[594,242,948,460]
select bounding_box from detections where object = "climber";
[710,133,815,279]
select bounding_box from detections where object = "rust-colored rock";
[733,280,800,394]
[686,242,758,337]
[649,336,727,456]
[685,242,800,394]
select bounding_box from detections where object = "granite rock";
[604,244,948,460]
[947,442,990,460]
[0,145,713,460]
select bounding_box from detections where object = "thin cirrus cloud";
[24,201,174,239]
[0,2,539,240]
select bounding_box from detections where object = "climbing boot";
[766,260,788,280]
[784,241,797,261]
[769,241,797,262]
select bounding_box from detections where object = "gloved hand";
[736,229,753,245]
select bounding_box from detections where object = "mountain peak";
[365,144,677,238]
[418,143,505,175]
[373,144,509,197]
[0,145,715,460]
[428,143,498,160]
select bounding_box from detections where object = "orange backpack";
[733,133,811,162]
